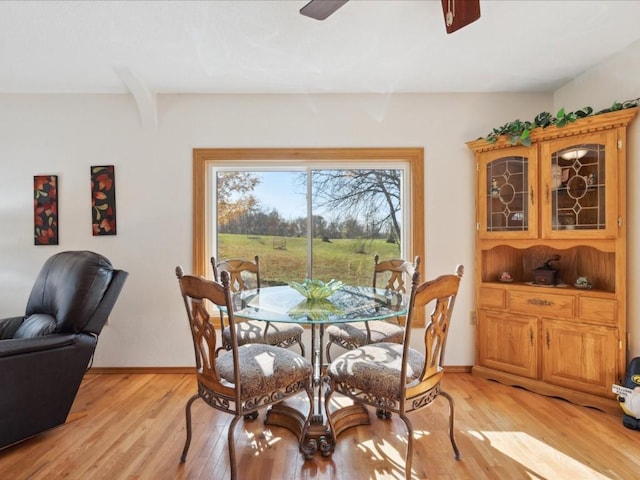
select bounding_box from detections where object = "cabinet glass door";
[478,147,537,239]
[542,132,617,238]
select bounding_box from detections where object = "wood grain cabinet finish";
[508,290,575,317]
[467,108,637,414]
[542,318,617,397]
[477,309,538,379]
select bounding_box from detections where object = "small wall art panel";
[33,175,59,245]
[91,165,117,236]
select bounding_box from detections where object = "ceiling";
[2,0,640,95]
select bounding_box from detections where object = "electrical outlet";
[470,310,476,325]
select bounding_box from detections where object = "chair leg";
[180,393,200,463]
[325,340,333,363]
[440,390,461,460]
[228,415,242,480]
[398,413,414,480]
[298,335,306,357]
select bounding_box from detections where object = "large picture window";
[193,148,424,287]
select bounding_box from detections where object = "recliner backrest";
[24,251,115,334]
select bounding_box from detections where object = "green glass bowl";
[288,278,344,301]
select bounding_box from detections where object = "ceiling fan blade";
[441,0,481,34]
[300,0,349,21]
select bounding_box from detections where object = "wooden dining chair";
[324,265,464,480]
[212,256,305,356]
[176,267,313,480]
[325,255,420,363]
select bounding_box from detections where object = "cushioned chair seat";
[326,320,404,349]
[222,321,305,349]
[326,342,425,400]
[217,343,312,398]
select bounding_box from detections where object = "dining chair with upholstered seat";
[176,267,313,480]
[324,265,464,480]
[325,255,420,363]
[212,256,305,356]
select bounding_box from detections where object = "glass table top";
[227,285,408,325]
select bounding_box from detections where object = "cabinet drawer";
[509,290,575,317]
[478,286,505,309]
[579,297,617,326]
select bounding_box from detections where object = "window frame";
[193,148,424,282]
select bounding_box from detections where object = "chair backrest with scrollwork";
[372,255,421,294]
[212,256,260,293]
[175,267,241,410]
[401,265,463,398]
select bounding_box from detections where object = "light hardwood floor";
[1,372,639,479]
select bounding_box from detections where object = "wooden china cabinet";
[467,107,637,413]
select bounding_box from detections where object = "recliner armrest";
[0,334,78,358]
[0,316,25,339]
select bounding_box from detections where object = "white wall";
[555,39,640,359]
[1,92,552,367]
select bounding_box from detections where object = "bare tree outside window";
[308,169,402,246]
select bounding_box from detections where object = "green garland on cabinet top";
[484,97,640,147]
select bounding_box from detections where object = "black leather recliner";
[0,250,128,450]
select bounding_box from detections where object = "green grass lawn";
[218,233,401,286]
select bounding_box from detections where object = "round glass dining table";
[228,284,408,457]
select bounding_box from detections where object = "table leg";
[264,322,370,458]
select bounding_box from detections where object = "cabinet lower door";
[478,309,538,378]
[542,319,617,396]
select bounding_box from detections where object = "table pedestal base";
[264,402,370,459]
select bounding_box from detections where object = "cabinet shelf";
[481,244,615,292]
